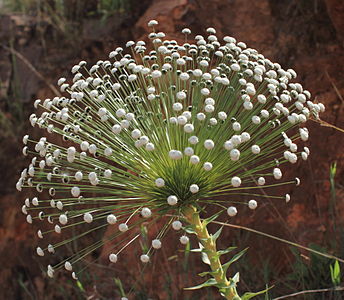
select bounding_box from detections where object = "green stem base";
[182,205,240,300]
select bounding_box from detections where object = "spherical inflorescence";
[16,20,323,281]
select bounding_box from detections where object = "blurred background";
[0,0,344,299]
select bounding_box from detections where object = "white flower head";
[18,24,321,289]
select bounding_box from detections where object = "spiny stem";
[182,205,240,300]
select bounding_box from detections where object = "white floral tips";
[231,176,242,187]
[107,214,117,224]
[148,20,158,27]
[59,214,68,225]
[184,124,194,133]
[83,213,93,223]
[155,178,165,187]
[26,215,32,224]
[141,207,152,218]
[47,265,54,278]
[273,168,282,180]
[248,200,258,210]
[295,177,301,186]
[203,162,213,171]
[65,261,73,271]
[140,254,150,263]
[180,235,189,245]
[190,155,200,164]
[119,223,128,232]
[152,239,162,249]
[169,150,183,160]
[227,206,238,217]
[172,220,182,230]
[251,145,261,154]
[204,139,215,150]
[167,195,178,206]
[285,194,291,203]
[71,186,80,197]
[257,177,266,185]
[190,184,199,194]
[36,247,44,256]
[109,253,118,263]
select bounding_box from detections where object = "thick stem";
[182,205,240,300]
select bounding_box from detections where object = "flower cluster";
[17,20,324,283]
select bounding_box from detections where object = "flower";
[17,20,323,288]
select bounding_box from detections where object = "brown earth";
[0,0,344,299]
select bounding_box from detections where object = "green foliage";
[330,260,341,287]
[241,285,272,300]
[223,248,248,275]
[76,280,85,292]
[114,277,126,297]
[2,0,132,43]
[184,278,219,291]
[285,245,336,293]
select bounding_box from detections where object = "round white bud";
[232,121,241,131]
[65,261,72,271]
[167,195,178,206]
[230,149,240,161]
[169,150,183,160]
[109,253,118,263]
[257,177,266,185]
[180,235,189,245]
[197,113,206,121]
[107,214,117,224]
[84,213,93,223]
[152,239,162,249]
[227,206,238,217]
[104,169,112,178]
[59,214,68,225]
[141,207,152,218]
[131,129,141,139]
[177,116,187,125]
[218,111,227,120]
[184,124,194,133]
[189,184,199,194]
[184,147,194,156]
[203,162,213,171]
[177,91,186,100]
[190,155,200,164]
[140,254,150,263]
[248,200,258,209]
[188,136,199,145]
[172,220,182,230]
[204,139,214,150]
[231,176,241,187]
[273,168,282,180]
[75,171,83,181]
[36,247,44,256]
[118,223,128,232]
[173,102,183,111]
[155,178,165,187]
[71,186,80,197]
[251,145,261,154]
[285,194,291,203]
[205,104,214,113]
[146,143,155,151]
[116,108,126,118]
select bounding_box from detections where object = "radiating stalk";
[182,205,240,300]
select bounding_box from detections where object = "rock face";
[1,0,343,299]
